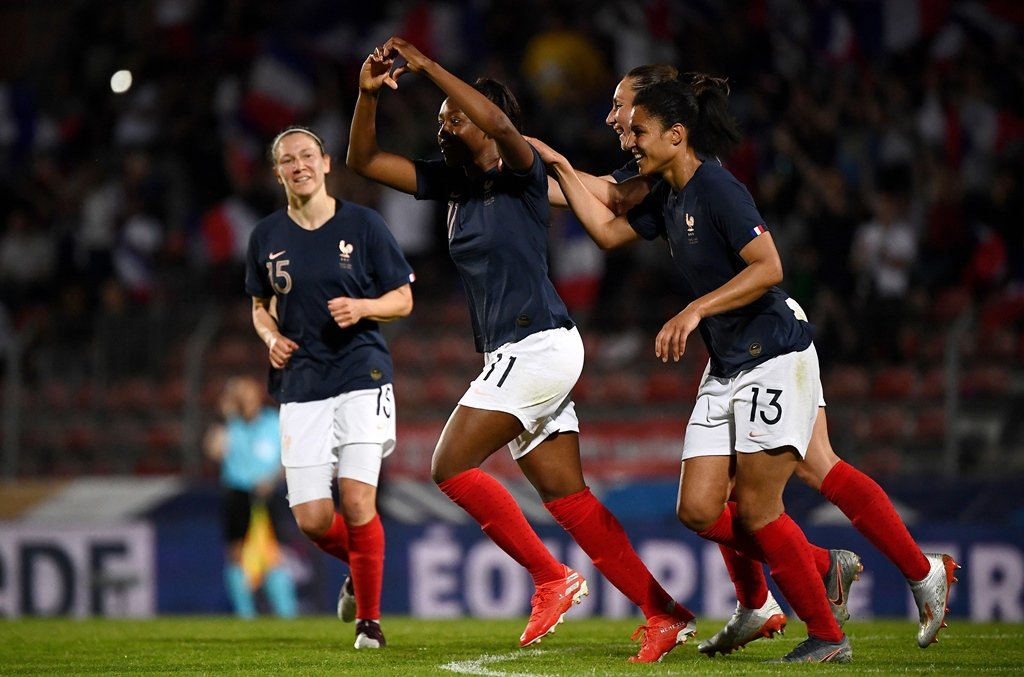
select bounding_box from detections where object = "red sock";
[312,512,350,563]
[349,514,384,620]
[752,514,842,642]
[718,544,769,609]
[545,488,681,620]
[821,460,930,581]
[700,502,831,577]
[438,469,562,586]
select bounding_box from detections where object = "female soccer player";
[542,74,859,663]
[541,65,958,656]
[245,125,415,649]
[347,37,695,663]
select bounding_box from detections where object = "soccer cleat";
[698,591,787,657]
[910,553,959,648]
[628,605,697,663]
[824,549,863,628]
[337,574,356,623]
[769,634,852,663]
[519,565,589,647]
[354,619,386,649]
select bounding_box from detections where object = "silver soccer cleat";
[824,549,863,627]
[770,634,852,663]
[337,574,356,623]
[910,553,959,648]
[698,591,787,657]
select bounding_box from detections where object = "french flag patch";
[750,224,766,238]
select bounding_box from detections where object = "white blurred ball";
[110,70,133,94]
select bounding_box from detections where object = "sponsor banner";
[0,523,156,618]
[5,511,1020,622]
[372,522,1023,622]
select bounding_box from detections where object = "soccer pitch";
[1,617,1021,676]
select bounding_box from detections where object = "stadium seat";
[642,371,689,403]
[870,367,918,400]
[959,365,1010,399]
[824,365,870,400]
[914,405,947,441]
[927,285,971,323]
[864,408,909,442]
[918,366,948,401]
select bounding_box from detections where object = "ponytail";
[633,73,741,158]
[687,73,740,159]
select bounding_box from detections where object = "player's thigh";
[432,405,524,481]
[517,430,586,501]
[677,455,734,530]
[794,407,839,490]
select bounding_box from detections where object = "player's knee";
[339,493,375,525]
[676,499,718,532]
[293,509,332,540]
[430,453,468,485]
[793,461,823,490]
[732,500,781,533]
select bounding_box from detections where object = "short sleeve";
[626,182,668,241]
[366,211,415,293]
[706,177,769,254]
[244,226,272,298]
[414,159,455,201]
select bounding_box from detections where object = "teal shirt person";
[221,407,281,491]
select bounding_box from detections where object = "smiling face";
[273,131,330,200]
[626,104,673,177]
[605,76,638,151]
[437,98,488,167]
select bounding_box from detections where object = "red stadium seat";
[643,371,689,403]
[824,365,870,401]
[870,367,918,400]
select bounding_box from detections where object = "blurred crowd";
[1,0,1022,377]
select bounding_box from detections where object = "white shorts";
[682,344,822,461]
[459,326,583,459]
[279,385,396,505]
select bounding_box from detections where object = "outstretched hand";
[359,47,399,93]
[382,37,432,80]
[524,136,565,167]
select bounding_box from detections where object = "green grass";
[1,617,1021,676]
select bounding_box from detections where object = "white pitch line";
[440,650,546,677]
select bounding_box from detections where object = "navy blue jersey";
[627,162,813,377]
[611,159,639,183]
[413,148,573,352]
[245,202,415,403]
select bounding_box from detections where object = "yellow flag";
[241,502,281,587]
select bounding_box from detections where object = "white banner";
[0,523,156,618]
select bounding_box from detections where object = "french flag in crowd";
[812,0,950,62]
[241,44,316,135]
[552,213,604,313]
[200,196,260,265]
[813,0,1022,63]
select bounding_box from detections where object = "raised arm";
[384,37,534,172]
[346,50,418,194]
[530,137,640,250]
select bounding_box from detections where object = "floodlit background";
[0,0,1021,620]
